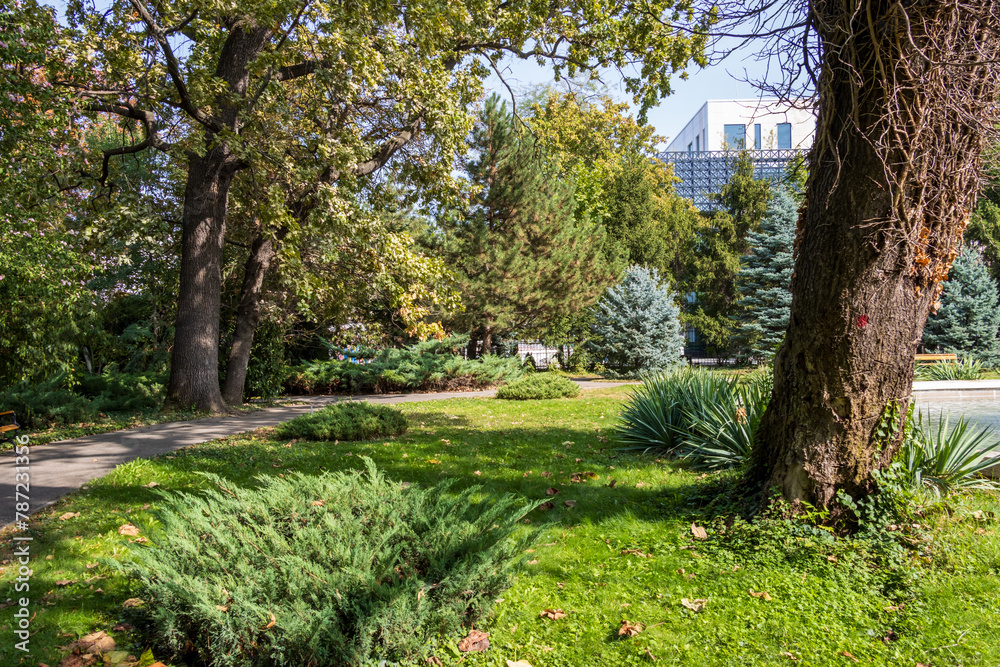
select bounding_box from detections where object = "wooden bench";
[915,353,958,366]
[0,410,18,437]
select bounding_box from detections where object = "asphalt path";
[2,381,628,526]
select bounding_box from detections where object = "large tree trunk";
[166,151,236,413]
[750,0,1000,507]
[222,228,286,405]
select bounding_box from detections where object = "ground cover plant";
[914,357,986,380]
[116,460,538,666]
[273,401,408,441]
[284,336,524,394]
[2,386,999,666]
[495,373,581,400]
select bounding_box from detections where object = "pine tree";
[733,187,798,359]
[440,96,617,355]
[922,245,1000,363]
[589,265,684,375]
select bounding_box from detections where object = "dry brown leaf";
[262,612,276,629]
[839,651,860,663]
[620,549,652,558]
[311,500,325,506]
[608,479,618,488]
[681,598,707,613]
[635,482,646,488]
[539,608,568,620]
[523,470,533,477]
[86,563,97,569]
[538,501,555,511]
[473,470,482,476]
[121,598,143,608]
[570,473,582,483]
[546,487,560,495]
[564,500,577,508]
[458,628,490,652]
[506,661,533,667]
[142,482,159,488]
[59,512,80,521]
[76,630,116,654]
[779,652,799,660]
[215,605,229,612]
[691,524,708,541]
[425,656,443,666]
[54,580,76,587]
[827,555,838,563]
[527,559,539,565]
[111,623,133,632]
[749,589,773,601]
[540,471,552,477]
[118,524,140,537]
[644,647,658,661]
[45,555,54,560]
[618,619,643,637]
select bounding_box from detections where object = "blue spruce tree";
[733,187,798,360]
[589,265,684,375]
[922,245,1000,364]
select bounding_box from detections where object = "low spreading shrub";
[897,410,1000,496]
[914,358,985,381]
[115,460,539,667]
[616,368,771,470]
[285,336,524,394]
[273,401,407,441]
[495,373,580,400]
[0,371,166,429]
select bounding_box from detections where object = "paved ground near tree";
[2,381,631,526]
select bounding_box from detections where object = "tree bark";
[166,151,235,413]
[750,0,1000,507]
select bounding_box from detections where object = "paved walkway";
[2,381,627,525]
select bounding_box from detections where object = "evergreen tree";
[440,96,617,355]
[682,151,772,353]
[922,245,1000,363]
[589,266,684,375]
[733,187,798,359]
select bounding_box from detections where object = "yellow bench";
[915,353,958,366]
[0,410,18,435]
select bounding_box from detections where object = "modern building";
[659,98,816,209]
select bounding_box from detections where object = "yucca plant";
[914,357,984,381]
[682,373,772,470]
[898,410,1000,497]
[615,369,738,455]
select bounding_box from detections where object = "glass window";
[688,142,693,156]
[754,124,762,150]
[777,123,792,149]
[723,124,746,150]
[695,135,700,152]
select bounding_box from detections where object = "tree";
[20,0,713,412]
[748,0,1000,506]
[733,187,798,360]
[439,96,617,355]
[922,246,1000,364]
[683,151,771,353]
[589,265,685,375]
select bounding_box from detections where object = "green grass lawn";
[3,386,999,666]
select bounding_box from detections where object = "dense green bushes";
[495,373,580,400]
[116,461,538,666]
[914,358,985,381]
[285,336,524,394]
[0,371,165,429]
[274,402,408,441]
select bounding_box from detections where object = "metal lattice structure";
[658,149,808,210]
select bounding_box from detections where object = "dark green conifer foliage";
[115,460,539,667]
[733,187,798,359]
[441,95,617,354]
[922,245,1000,363]
[683,151,772,353]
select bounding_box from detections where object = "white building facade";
[665,99,815,154]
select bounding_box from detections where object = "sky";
[483,39,775,150]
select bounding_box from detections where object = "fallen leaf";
[564,500,577,508]
[575,458,584,463]
[473,470,482,476]
[839,651,860,663]
[582,471,599,480]
[86,563,97,569]
[523,470,533,477]
[540,471,552,477]
[118,524,140,537]
[779,652,799,660]
[644,646,658,661]
[54,580,76,586]
[681,598,707,613]
[691,524,708,541]
[111,623,133,632]
[75,630,115,654]
[546,487,560,495]
[121,598,144,608]
[539,608,567,620]
[142,482,159,488]
[311,500,325,506]
[426,657,443,666]
[506,661,533,667]
[262,612,276,629]
[749,589,773,601]
[458,628,490,652]
[570,473,582,483]
[827,554,838,563]
[618,619,643,637]
[45,555,54,560]
[527,559,539,565]
[608,479,618,488]
[215,605,229,612]
[59,512,80,521]
[563,441,574,446]
[538,501,555,511]
[620,549,652,558]
[635,482,646,488]
[426,459,441,464]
